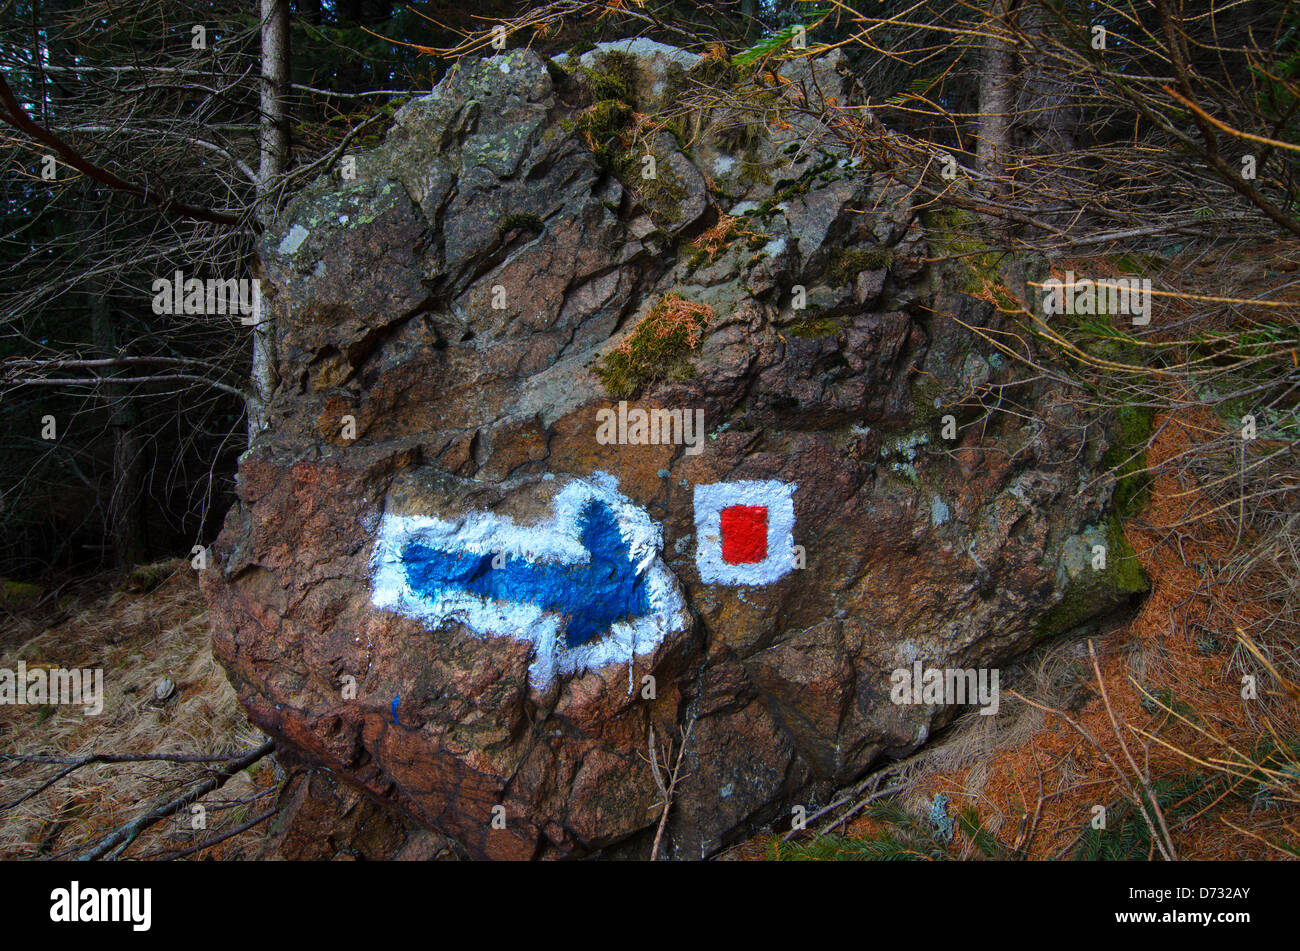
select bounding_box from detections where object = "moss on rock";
[593,293,714,397]
[909,372,945,427]
[922,207,1005,295]
[825,247,894,287]
[578,50,639,105]
[632,157,690,225]
[0,579,41,607]
[1104,404,1154,518]
[1035,514,1147,640]
[788,311,841,338]
[572,99,635,160]
[500,212,544,234]
[687,50,741,87]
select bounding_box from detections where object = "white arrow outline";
[370,472,689,689]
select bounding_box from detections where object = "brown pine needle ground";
[0,560,276,859]
[890,408,1299,860]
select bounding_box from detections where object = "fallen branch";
[1088,640,1179,861]
[74,741,274,861]
[4,373,248,402]
[646,719,694,861]
[1008,687,1175,861]
[780,748,933,842]
[0,748,276,812]
[142,806,277,861]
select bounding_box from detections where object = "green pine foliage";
[769,802,1015,861]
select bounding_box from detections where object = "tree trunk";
[89,287,146,567]
[1015,1,1077,155]
[740,0,758,41]
[251,0,290,442]
[1015,0,1080,227]
[977,0,1017,192]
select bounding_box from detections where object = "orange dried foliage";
[898,407,1299,860]
[613,295,712,358]
[690,215,744,259]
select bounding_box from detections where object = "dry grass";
[594,292,715,397]
[897,408,1299,860]
[0,560,276,859]
[689,214,752,260]
[613,293,713,356]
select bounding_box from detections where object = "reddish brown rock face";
[202,44,1142,859]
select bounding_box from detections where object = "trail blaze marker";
[370,473,688,687]
[720,505,768,564]
[401,497,650,648]
[694,480,797,585]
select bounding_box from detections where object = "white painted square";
[693,480,797,585]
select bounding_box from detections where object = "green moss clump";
[753,152,841,221]
[500,212,543,233]
[632,158,689,225]
[1106,512,1147,594]
[788,311,841,338]
[658,52,743,125]
[1104,404,1154,518]
[910,373,944,426]
[569,50,642,170]
[543,56,571,87]
[687,52,741,88]
[123,560,178,594]
[664,117,689,150]
[1113,250,1165,275]
[681,246,709,271]
[738,159,773,188]
[718,117,765,153]
[578,50,639,105]
[1035,514,1147,640]
[574,99,635,162]
[1056,314,1147,365]
[921,207,1004,294]
[595,142,690,225]
[571,85,689,226]
[825,247,894,287]
[594,293,714,398]
[1034,581,1104,640]
[0,578,41,606]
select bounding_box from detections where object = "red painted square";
[720,505,768,564]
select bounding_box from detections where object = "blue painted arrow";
[400,499,651,648]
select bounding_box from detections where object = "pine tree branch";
[0,75,247,229]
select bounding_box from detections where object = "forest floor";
[907,410,1299,861]
[737,241,1300,861]
[0,561,276,859]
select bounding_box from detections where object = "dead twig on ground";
[0,747,274,813]
[646,719,694,861]
[73,740,274,861]
[1088,639,1180,860]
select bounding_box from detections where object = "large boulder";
[201,44,1143,859]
